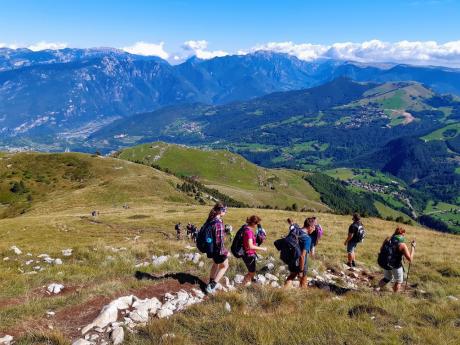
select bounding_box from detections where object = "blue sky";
[1,0,460,66]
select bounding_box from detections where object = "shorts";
[383,267,404,284]
[288,255,308,275]
[347,241,358,253]
[212,254,228,264]
[242,255,257,273]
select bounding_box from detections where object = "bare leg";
[393,283,402,293]
[209,263,218,282]
[213,259,229,284]
[300,275,308,288]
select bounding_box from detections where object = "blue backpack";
[196,220,216,258]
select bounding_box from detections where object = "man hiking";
[344,213,364,267]
[240,215,267,286]
[175,222,182,240]
[377,227,415,293]
[285,217,313,289]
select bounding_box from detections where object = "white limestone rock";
[47,283,64,294]
[447,295,459,302]
[0,335,13,345]
[62,249,73,256]
[72,339,91,345]
[233,274,245,284]
[133,297,162,314]
[11,246,22,255]
[111,327,124,345]
[129,309,149,323]
[255,274,267,284]
[157,307,174,319]
[224,302,231,312]
[82,304,118,334]
[110,295,134,310]
[264,273,279,281]
[152,255,169,266]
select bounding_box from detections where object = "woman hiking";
[204,203,229,294]
[377,227,416,293]
[240,215,267,286]
[284,217,313,289]
[309,216,323,258]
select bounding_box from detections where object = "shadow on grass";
[134,271,207,292]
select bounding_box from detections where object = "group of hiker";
[175,222,198,241]
[189,202,416,295]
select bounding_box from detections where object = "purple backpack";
[315,224,324,239]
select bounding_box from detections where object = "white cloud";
[182,40,228,59]
[27,41,68,51]
[244,40,460,68]
[122,41,169,59]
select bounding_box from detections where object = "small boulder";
[233,274,244,284]
[152,255,169,266]
[264,273,278,281]
[72,339,91,345]
[0,335,13,345]
[62,249,73,256]
[129,309,148,323]
[255,274,267,284]
[11,246,22,255]
[157,307,174,319]
[224,302,231,312]
[266,262,275,270]
[447,295,459,302]
[110,295,134,310]
[111,327,124,345]
[47,283,64,294]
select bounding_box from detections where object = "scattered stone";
[89,334,99,341]
[46,311,56,317]
[72,339,91,345]
[0,335,13,345]
[394,325,403,329]
[447,295,459,302]
[110,295,134,310]
[2,257,9,261]
[198,261,204,268]
[47,283,64,294]
[11,246,22,255]
[111,327,124,345]
[270,281,280,288]
[255,274,267,284]
[157,307,174,319]
[82,304,118,334]
[152,255,169,266]
[161,333,176,341]
[224,302,231,312]
[266,262,275,270]
[25,260,34,265]
[233,274,244,284]
[54,258,63,265]
[129,309,149,323]
[264,273,279,281]
[62,249,73,256]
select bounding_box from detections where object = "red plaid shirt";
[211,217,228,256]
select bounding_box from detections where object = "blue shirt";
[298,232,311,254]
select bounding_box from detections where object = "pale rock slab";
[111,327,124,345]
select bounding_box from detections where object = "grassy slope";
[118,142,327,211]
[1,194,459,344]
[0,152,195,218]
[422,122,460,141]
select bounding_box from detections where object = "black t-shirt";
[348,222,361,240]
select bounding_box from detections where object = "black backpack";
[378,237,400,270]
[196,221,215,257]
[274,225,302,267]
[231,225,247,258]
[354,223,366,242]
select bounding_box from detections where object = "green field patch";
[287,141,329,154]
[374,201,411,222]
[325,168,355,180]
[380,90,407,109]
[422,122,460,141]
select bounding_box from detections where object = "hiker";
[377,227,416,293]
[186,223,193,238]
[309,217,323,258]
[175,222,182,240]
[199,203,229,294]
[190,224,198,242]
[344,213,365,267]
[238,216,267,286]
[284,217,313,288]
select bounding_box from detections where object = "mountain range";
[1,47,460,147]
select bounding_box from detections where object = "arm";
[400,243,414,262]
[344,232,354,245]
[298,249,307,276]
[247,238,267,252]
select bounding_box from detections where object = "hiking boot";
[346,262,352,267]
[352,261,356,267]
[206,280,217,294]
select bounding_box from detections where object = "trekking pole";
[404,239,416,292]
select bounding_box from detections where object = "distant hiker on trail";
[196,203,229,294]
[283,217,313,289]
[309,217,324,258]
[175,222,182,240]
[377,227,416,293]
[344,213,365,267]
[231,215,267,286]
[186,223,193,238]
[190,224,198,242]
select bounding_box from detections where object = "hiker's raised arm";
[247,237,266,251]
[400,243,413,262]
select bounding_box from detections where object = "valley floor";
[1,203,459,345]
